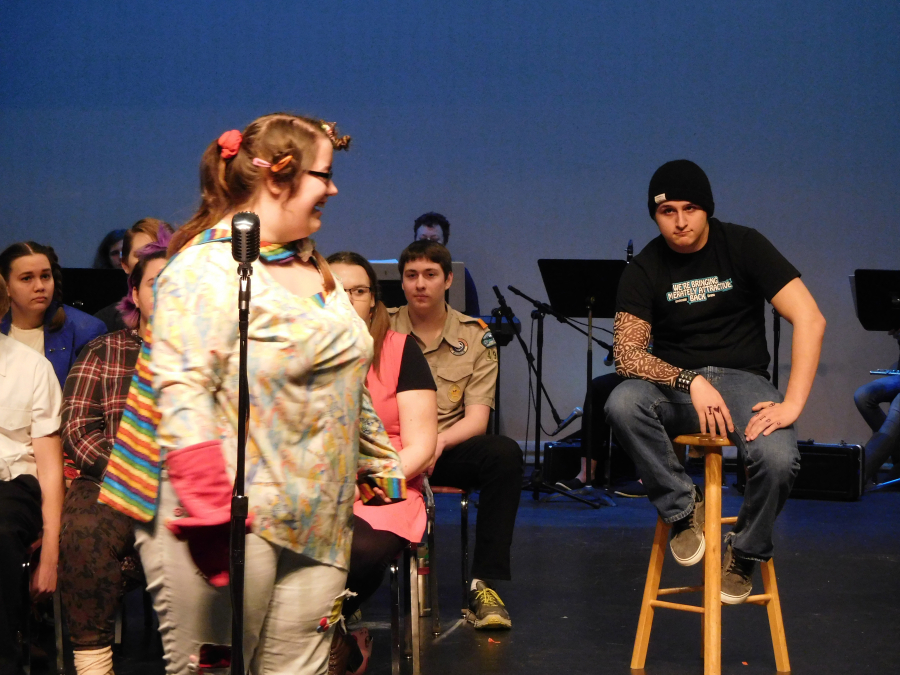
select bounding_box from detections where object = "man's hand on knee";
[689,376,734,436]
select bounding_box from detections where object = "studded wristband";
[674,369,699,393]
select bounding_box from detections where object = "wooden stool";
[631,434,790,675]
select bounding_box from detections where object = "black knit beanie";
[647,159,715,219]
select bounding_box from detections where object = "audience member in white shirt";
[0,274,65,675]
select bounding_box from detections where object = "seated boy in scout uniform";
[389,240,523,629]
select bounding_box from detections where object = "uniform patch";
[481,331,496,349]
[654,193,666,204]
[451,339,468,356]
[448,383,463,403]
[485,348,498,362]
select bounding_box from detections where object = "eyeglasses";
[346,286,371,299]
[307,169,333,182]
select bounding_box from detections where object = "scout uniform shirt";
[388,304,498,434]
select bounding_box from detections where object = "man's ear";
[444,271,454,290]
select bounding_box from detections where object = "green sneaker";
[721,541,755,604]
[669,486,705,566]
[467,581,512,630]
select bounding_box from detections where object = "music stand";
[538,259,627,505]
[62,268,128,315]
[852,270,900,331]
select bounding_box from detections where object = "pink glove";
[165,440,252,587]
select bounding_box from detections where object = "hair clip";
[217,130,243,159]
[252,155,294,173]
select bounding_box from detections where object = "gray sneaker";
[669,486,705,566]
[467,581,512,630]
[721,541,755,604]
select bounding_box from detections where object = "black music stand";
[538,259,627,506]
[852,270,900,331]
[62,268,128,315]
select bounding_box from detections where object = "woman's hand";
[426,435,448,476]
[689,375,735,437]
[744,401,801,441]
[31,551,58,601]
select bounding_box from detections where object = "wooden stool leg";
[760,559,791,673]
[703,449,722,675]
[631,518,668,670]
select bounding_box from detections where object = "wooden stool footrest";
[744,594,773,605]
[721,516,738,525]
[650,600,705,614]
[657,585,704,596]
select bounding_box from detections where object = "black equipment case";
[790,440,863,501]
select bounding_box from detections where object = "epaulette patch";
[481,331,496,349]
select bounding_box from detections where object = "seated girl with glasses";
[327,251,438,674]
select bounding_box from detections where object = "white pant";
[135,477,348,675]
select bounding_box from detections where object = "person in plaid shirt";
[58,240,167,675]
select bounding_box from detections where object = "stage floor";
[55,474,900,675]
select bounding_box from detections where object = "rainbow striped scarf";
[98,227,311,521]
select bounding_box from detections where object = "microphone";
[603,344,615,367]
[551,407,583,436]
[626,239,633,263]
[232,212,261,266]
[492,285,509,309]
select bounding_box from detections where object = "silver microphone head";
[232,212,261,264]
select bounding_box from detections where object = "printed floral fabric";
[101,226,404,570]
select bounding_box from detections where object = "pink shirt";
[353,330,426,542]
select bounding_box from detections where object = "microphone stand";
[230,263,252,675]
[492,287,563,428]
[509,286,614,507]
[497,286,600,508]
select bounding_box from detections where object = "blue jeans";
[854,375,900,481]
[605,367,799,562]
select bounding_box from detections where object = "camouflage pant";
[59,477,140,649]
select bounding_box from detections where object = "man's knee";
[604,378,654,424]
[493,436,524,473]
[854,384,875,411]
[747,436,800,486]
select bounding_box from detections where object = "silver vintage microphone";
[232,211,261,266]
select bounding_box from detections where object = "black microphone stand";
[496,286,600,508]
[491,287,564,429]
[230,257,253,674]
[508,286,616,507]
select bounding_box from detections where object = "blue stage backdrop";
[2,1,898,446]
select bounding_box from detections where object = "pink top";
[353,330,426,542]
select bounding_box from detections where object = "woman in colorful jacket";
[98,113,405,675]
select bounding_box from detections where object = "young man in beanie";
[605,160,826,603]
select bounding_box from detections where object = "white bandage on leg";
[73,646,114,675]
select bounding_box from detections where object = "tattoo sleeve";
[612,312,681,387]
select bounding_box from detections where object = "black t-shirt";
[397,334,437,393]
[615,219,800,378]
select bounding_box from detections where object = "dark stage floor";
[33,475,900,675]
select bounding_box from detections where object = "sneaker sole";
[671,534,706,567]
[613,490,647,498]
[720,587,752,605]
[466,610,512,630]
